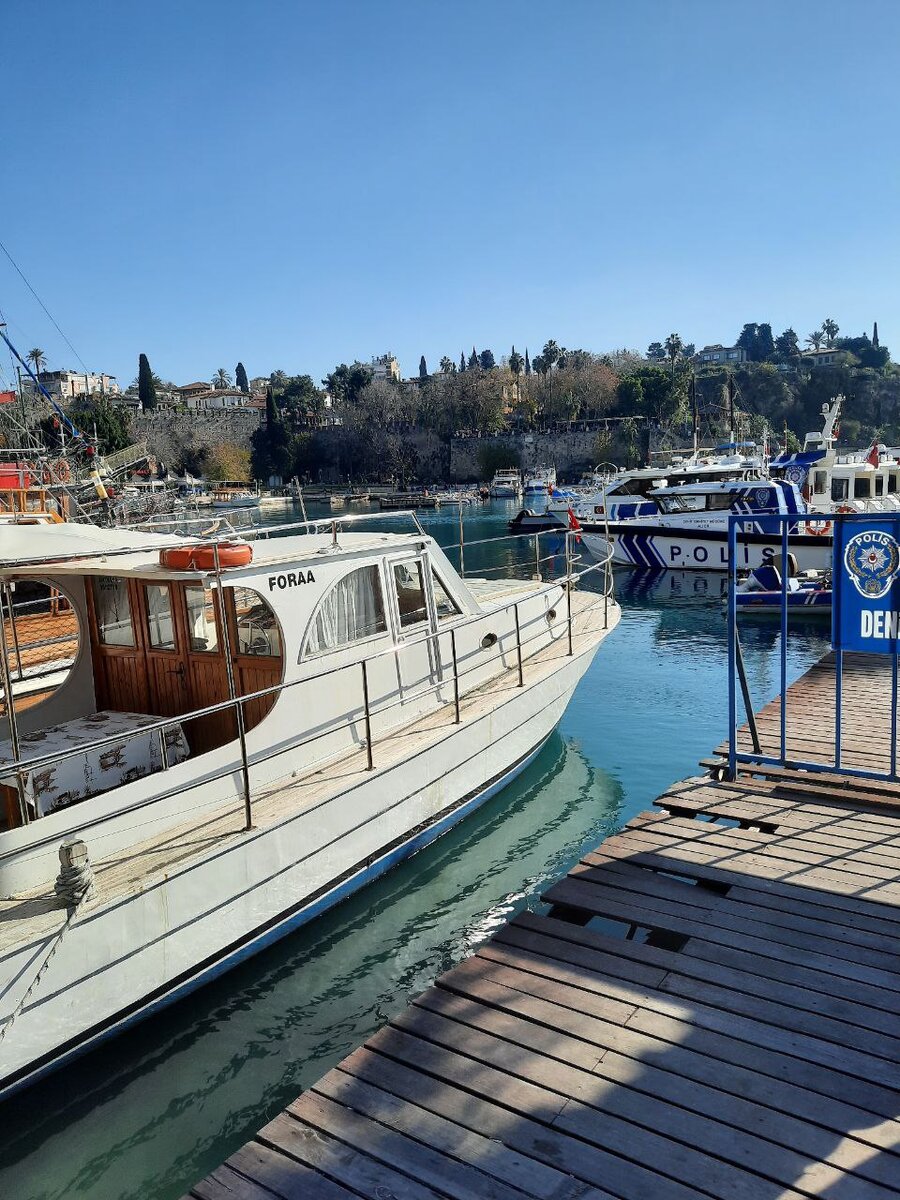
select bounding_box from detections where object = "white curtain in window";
[305,565,386,655]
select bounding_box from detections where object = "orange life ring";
[159,546,199,570]
[807,520,833,536]
[836,505,854,514]
[53,459,72,484]
[191,541,253,570]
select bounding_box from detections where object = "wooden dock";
[185,653,900,1200]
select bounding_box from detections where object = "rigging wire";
[0,236,89,373]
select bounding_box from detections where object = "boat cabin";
[646,479,806,517]
[0,522,569,886]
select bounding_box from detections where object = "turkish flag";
[0,391,15,405]
[867,442,880,468]
[567,507,582,542]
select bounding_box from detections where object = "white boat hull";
[582,525,833,572]
[0,618,614,1097]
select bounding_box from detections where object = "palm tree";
[822,318,839,346]
[212,368,233,389]
[664,333,684,379]
[806,330,825,351]
[439,356,455,374]
[27,347,46,376]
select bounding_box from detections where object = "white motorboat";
[489,469,522,498]
[0,513,618,1097]
[211,489,259,511]
[524,466,557,495]
[580,478,833,571]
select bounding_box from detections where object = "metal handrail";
[0,583,616,857]
[0,533,614,833]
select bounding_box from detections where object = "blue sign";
[833,518,900,653]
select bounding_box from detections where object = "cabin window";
[876,475,885,496]
[889,474,899,495]
[145,584,176,650]
[831,478,849,502]
[854,477,871,499]
[304,565,387,657]
[231,587,282,657]
[705,492,744,511]
[812,470,827,494]
[93,576,135,647]
[184,585,219,652]
[394,561,429,629]
[431,569,461,620]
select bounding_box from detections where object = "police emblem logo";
[783,465,806,486]
[753,487,771,508]
[843,530,900,599]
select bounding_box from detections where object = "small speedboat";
[735,562,832,616]
[508,507,568,533]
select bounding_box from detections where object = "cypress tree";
[138,353,157,410]
[418,355,428,380]
[525,348,531,376]
[235,361,249,393]
[873,322,880,348]
[468,346,479,370]
[459,351,466,373]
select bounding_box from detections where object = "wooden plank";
[257,1108,449,1200]
[569,854,900,959]
[580,838,900,930]
[498,912,900,1044]
[437,948,900,1101]
[193,1140,358,1200]
[289,1089,534,1200]
[336,1049,622,1200]
[415,972,900,1190]
[544,875,900,1001]
[310,1069,578,1200]
[372,1019,813,1200]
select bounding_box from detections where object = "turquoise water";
[0,501,829,1200]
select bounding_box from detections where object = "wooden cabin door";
[87,576,151,714]
[140,582,193,718]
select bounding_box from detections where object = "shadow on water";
[0,733,623,1200]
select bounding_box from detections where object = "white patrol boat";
[580,478,833,571]
[0,513,618,1097]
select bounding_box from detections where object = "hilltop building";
[696,344,747,366]
[371,353,400,382]
[22,369,120,400]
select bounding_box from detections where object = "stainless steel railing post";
[361,660,374,769]
[213,544,253,831]
[513,603,525,686]
[450,628,461,723]
[458,503,465,577]
[534,533,540,580]
[0,593,28,826]
[566,532,574,656]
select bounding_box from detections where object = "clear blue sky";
[2,0,898,389]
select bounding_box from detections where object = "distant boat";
[524,466,557,495]
[489,469,522,498]
[211,489,259,511]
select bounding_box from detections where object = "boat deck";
[0,589,616,958]
[184,651,900,1200]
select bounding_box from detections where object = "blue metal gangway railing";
[726,509,900,783]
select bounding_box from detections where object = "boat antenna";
[689,374,698,458]
[727,373,736,443]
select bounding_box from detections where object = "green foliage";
[235,362,249,393]
[508,348,524,377]
[479,349,496,370]
[323,362,373,407]
[138,353,157,410]
[774,328,799,359]
[468,347,479,371]
[459,351,466,373]
[212,368,233,389]
[419,355,428,380]
[646,342,666,361]
[27,348,46,374]
[439,356,455,374]
[616,375,643,412]
[735,323,774,362]
[524,349,531,375]
[835,335,889,369]
[478,443,521,478]
[66,396,132,456]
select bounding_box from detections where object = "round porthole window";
[2,580,80,714]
